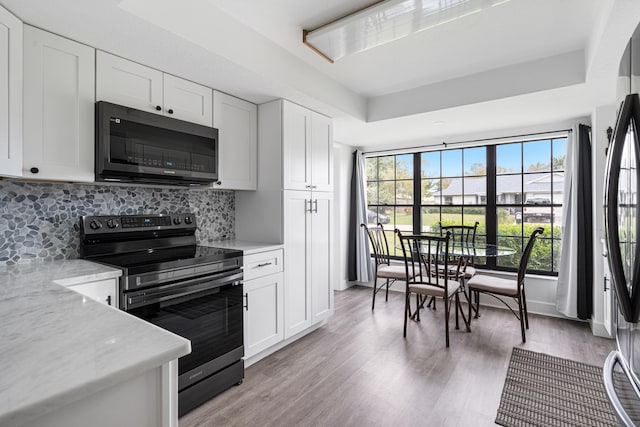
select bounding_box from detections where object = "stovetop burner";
[79,213,242,275]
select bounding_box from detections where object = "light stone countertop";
[0,259,191,427]
[207,239,283,255]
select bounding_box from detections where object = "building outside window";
[364,135,567,275]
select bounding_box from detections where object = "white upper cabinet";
[310,112,333,192]
[213,91,257,190]
[282,101,310,191]
[164,74,212,126]
[282,100,333,192]
[96,50,163,114]
[0,6,22,178]
[23,26,95,182]
[97,51,212,126]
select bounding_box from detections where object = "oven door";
[124,269,244,389]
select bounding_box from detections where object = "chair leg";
[522,288,529,329]
[474,290,480,318]
[518,294,526,343]
[455,293,460,330]
[468,288,473,330]
[372,272,378,310]
[403,292,410,338]
[415,294,421,321]
[444,296,450,348]
[385,278,390,302]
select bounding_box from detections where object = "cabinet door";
[96,50,163,114]
[69,279,118,308]
[0,6,21,177]
[310,112,333,192]
[213,91,257,190]
[243,272,284,359]
[23,26,95,182]
[310,192,333,323]
[283,190,312,338]
[282,101,310,191]
[163,74,212,126]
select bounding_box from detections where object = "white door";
[282,101,310,191]
[163,74,212,126]
[23,26,95,182]
[0,6,21,177]
[311,192,333,323]
[283,190,312,338]
[310,112,333,192]
[243,272,284,358]
[96,50,163,114]
[213,91,257,190]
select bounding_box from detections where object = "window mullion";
[486,145,497,270]
[413,152,421,234]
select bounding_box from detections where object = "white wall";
[333,142,355,291]
[591,104,617,338]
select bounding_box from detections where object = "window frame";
[364,135,566,276]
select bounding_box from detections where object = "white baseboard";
[335,280,355,291]
[590,319,614,339]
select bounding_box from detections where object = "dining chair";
[466,227,544,343]
[361,223,416,310]
[396,229,470,347]
[440,221,480,282]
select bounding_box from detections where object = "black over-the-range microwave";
[95,101,219,186]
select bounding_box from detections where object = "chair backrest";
[396,229,452,291]
[361,223,391,267]
[440,221,479,246]
[440,221,479,273]
[517,227,545,285]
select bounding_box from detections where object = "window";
[365,135,567,275]
[366,154,414,256]
[495,138,565,273]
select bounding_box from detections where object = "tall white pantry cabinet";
[236,99,334,340]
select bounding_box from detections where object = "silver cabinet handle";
[313,200,318,213]
[243,293,249,311]
[311,185,317,189]
[306,199,312,213]
[604,276,609,292]
[106,295,112,306]
[305,184,312,188]
[257,262,272,267]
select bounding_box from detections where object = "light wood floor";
[180,286,615,427]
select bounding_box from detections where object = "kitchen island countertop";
[0,259,191,427]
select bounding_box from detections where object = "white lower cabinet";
[243,272,284,359]
[66,278,118,308]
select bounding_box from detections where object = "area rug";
[495,347,618,427]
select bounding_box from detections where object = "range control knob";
[184,216,193,225]
[89,220,102,230]
[106,219,119,229]
[173,217,182,225]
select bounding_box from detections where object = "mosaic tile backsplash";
[0,180,235,264]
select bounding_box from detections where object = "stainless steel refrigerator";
[603,27,640,426]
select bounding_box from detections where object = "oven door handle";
[125,271,243,310]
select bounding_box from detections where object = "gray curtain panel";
[348,150,371,282]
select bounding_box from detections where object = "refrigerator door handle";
[604,350,640,427]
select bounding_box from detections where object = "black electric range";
[79,213,244,416]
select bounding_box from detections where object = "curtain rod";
[363,128,574,155]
